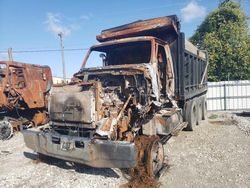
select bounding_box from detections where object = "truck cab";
[82,36,175,99]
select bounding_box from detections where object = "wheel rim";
[0,121,13,140]
[147,140,164,177]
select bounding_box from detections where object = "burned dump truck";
[0,61,52,140]
[23,15,208,177]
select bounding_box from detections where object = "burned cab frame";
[23,15,208,177]
[0,61,52,140]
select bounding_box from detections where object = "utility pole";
[58,32,66,82]
[8,48,13,61]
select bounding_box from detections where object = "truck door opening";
[157,45,175,97]
[157,45,167,96]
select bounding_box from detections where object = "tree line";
[190,0,250,81]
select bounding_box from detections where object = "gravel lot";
[0,112,249,188]
[162,112,250,188]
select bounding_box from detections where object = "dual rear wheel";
[184,96,207,131]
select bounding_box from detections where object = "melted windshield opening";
[86,41,151,67]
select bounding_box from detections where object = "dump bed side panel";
[177,33,208,101]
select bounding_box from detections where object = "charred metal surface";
[0,61,52,139]
[96,15,179,43]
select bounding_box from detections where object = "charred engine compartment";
[49,73,154,142]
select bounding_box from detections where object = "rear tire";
[184,100,198,131]
[197,98,202,125]
[201,96,207,120]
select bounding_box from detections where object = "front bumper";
[22,126,137,168]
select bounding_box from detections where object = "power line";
[0,48,88,53]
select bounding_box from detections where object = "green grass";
[208,114,218,119]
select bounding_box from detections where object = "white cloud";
[181,0,206,23]
[45,13,91,37]
[80,13,93,21]
[80,15,90,20]
[45,12,73,37]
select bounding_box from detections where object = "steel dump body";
[23,15,208,171]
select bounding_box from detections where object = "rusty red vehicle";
[0,61,52,140]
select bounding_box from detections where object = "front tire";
[146,139,164,177]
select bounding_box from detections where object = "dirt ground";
[0,112,250,188]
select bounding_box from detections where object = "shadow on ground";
[23,151,120,178]
[235,111,250,117]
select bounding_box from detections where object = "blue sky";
[0,0,249,78]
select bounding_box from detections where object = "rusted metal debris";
[0,61,52,140]
[121,135,165,188]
